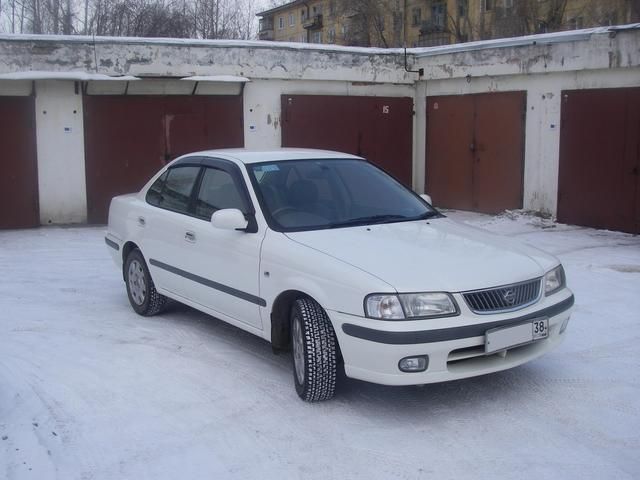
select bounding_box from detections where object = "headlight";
[544,265,565,296]
[365,292,458,320]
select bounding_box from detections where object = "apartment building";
[257,0,640,47]
[258,1,332,44]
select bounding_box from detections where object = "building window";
[301,9,307,21]
[568,16,584,29]
[503,0,514,15]
[312,31,323,43]
[289,13,295,27]
[458,0,467,17]
[300,34,306,42]
[328,28,336,43]
[412,8,422,26]
[483,0,493,11]
[432,2,446,28]
[279,16,284,29]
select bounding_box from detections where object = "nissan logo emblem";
[503,289,517,305]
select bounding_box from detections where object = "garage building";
[0,26,638,232]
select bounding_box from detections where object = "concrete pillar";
[35,80,87,224]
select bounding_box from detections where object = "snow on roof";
[0,71,139,81]
[179,75,250,83]
[0,23,637,59]
[0,33,404,56]
[412,23,640,58]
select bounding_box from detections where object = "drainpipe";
[403,0,407,46]
[404,48,424,77]
[302,1,310,43]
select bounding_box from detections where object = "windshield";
[248,158,439,232]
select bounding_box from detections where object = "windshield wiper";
[328,211,441,229]
[328,214,409,228]
[416,211,441,220]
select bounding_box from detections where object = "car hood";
[285,218,558,293]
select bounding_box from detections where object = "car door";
[177,159,265,330]
[142,162,203,299]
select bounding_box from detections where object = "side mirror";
[420,193,433,204]
[211,209,248,231]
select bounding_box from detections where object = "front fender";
[259,230,395,317]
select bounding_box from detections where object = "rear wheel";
[291,297,337,402]
[124,249,166,316]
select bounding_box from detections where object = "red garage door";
[0,96,39,229]
[281,95,413,186]
[425,91,526,214]
[84,95,244,224]
[558,88,640,234]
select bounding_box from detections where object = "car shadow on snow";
[155,301,551,412]
[334,365,549,415]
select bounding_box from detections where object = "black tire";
[124,249,167,316]
[290,297,337,402]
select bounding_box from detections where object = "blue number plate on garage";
[485,318,548,354]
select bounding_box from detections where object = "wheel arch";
[121,241,141,281]
[270,289,308,351]
[269,288,343,362]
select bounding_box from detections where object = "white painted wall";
[35,80,87,224]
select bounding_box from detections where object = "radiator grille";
[463,278,542,314]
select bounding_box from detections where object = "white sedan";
[106,149,574,402]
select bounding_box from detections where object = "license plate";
[485,318,549,354]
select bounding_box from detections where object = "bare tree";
[1,0,258,37]
[333,0,401,47]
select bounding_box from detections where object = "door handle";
[137,216,146,227]
[185,231,196,242]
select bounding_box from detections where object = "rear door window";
[146,172,168,207]
[146,166,200,214]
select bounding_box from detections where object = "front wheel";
[124,249,167,316]
[291,298,338,402]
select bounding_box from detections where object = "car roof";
[179,148,364,165]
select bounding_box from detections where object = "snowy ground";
[1,211,639,480]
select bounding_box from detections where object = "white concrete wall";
[35,80,87,224]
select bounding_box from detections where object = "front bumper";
[329,289,574,386]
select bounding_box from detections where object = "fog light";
[398,356,428,373]
[560,318,570,334]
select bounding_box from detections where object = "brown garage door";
[0,96,39,229]
[281,95,413,186]
[84,95,244,224]
[425,91,526,214]
[558,88,640,234]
